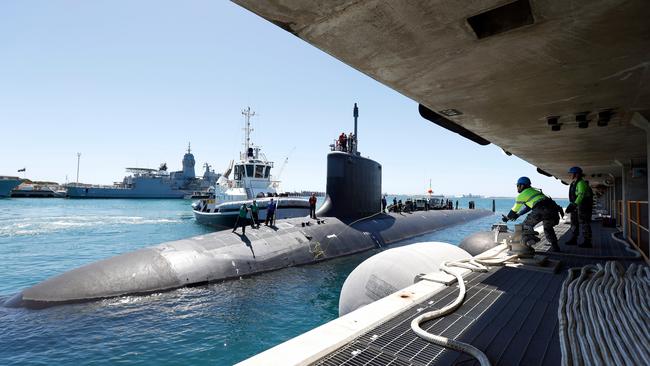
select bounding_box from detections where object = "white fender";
[339,242,471,316]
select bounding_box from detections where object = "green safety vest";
[251,204,259,214]
[573,179,593,205]
[511,187,547,212]
[238,206,248,218]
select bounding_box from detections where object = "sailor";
[381,195,387,212]
[392,197,397,212]
[232,204,248,234]
[265,198,276,226]
[565,166,594,247]
[250,200,260,229]
[339,133,347,152]
[309,193,317,219]
[502,177,562,252]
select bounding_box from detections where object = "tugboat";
[192,107,310,228]
[66,144,220,199]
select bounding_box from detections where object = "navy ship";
[0,176,22,198]
[66,145,220,199]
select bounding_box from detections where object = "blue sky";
[0,1,569,197]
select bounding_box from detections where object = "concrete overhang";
[233,0,650,183]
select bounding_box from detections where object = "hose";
[558,261,650,366]
[410,245,518,366]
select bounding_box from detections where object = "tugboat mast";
[242,107,256,158]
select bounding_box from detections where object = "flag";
[17,168,26,172]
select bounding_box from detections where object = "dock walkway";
[311,220,645,366]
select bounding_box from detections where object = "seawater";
[0,197,567,365]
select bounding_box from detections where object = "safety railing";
[615,200,623,228]
[626,200,649,258]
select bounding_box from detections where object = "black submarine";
[5,107,491,309]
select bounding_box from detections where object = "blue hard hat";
[516,177,531,186]
[568,166,583,174]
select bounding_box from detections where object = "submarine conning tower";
[316,152,382,221]
[316,103,382,221]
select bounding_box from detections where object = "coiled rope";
[537,230,641,260]
[410,245,519,366]
[558,261,650,366]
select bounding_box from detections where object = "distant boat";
[0,176,22,198]
[461,193,484,198]
[11,183,66,198]
[66,145,220,199]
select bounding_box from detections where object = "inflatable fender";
[339,242,471,316]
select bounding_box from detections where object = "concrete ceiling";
[233,0,650,184]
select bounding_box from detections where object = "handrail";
[615,200,623,229]
[625,200,649,259]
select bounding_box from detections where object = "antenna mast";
[242,107,256,157]
[353,103,359,154]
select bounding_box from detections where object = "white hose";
[410,245,518,366]
[558,261,650,366]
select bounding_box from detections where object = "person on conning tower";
[502,177,562,252]
[565,166,594,248]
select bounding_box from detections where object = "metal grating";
[312,221,646,366]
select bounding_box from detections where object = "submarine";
[5,125,490,309]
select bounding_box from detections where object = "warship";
[0,176,21,198]
[66,145,219,199]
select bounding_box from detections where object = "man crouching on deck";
[502,177,562,252]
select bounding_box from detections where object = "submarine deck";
[238,220,647,366]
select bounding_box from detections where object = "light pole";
[76,153,81,185]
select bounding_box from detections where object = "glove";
[502,214,509,223]
[506,210,519,221]
[566,203,576,214]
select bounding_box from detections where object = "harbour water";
[0,197,567,365]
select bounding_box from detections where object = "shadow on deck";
[313,220,646,366]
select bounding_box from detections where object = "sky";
[0,1,569,197]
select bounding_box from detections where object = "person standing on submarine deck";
[309,193,317,219]
[250,200,260,229]
[232,204,248,234]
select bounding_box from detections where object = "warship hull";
[0,178,21,198]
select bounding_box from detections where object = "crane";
[274,146,296,181]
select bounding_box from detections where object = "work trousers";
[310,204,316,219]
[265,211,275,226]
[522,203,559,246]
[569,204,592,242]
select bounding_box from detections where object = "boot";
[578,239,592,248]
[565,237,578,246]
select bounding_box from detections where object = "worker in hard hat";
[502,177,562,252]
[565,166,594,247]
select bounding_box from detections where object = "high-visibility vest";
[511,187,547,212]
[569,178,593,205]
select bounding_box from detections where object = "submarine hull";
[7,209,490,308]
[7,151,492,308]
